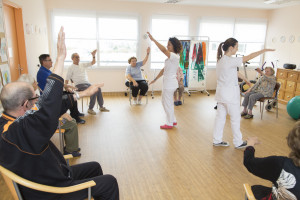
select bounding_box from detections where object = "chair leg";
[276,100,278,118]
[88,187,91,200]
[13,181,24,200]
[81,98,84,112]
[261,101,265,120]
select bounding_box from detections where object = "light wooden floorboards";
[0,92,296,200]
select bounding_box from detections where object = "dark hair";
[128,57,137,64]
[39,54,50,65]
[287,121,300,167]
[217,38,238,62]
[169,37,182,54]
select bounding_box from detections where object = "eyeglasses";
[28,95,40,101]
[22,95,40,106]
[44,59,52,62]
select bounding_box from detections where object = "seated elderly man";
[65,50,109,115]
[18,74,81,157]
[241,67,276,119]
[0,28,119,200]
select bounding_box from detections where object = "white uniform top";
[163,52,179,89]
[215,55,242,104]
[66,63,92,85]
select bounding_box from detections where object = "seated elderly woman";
[241,67,276,119]
[125,47,150,105]
[244,122,300,200]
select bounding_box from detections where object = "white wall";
[43,0,270,92]
[265,5,300,71]
[9,0,49,79]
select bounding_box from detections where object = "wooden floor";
[0,91,296,200]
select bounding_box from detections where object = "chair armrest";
[0,165,96,194]
[63,154,73,160]
[243,183,255,200]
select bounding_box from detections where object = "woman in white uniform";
[213,37,274,148]
[147,32,182,129]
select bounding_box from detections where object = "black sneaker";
[235,141,247,149]
[76,118,86,124]
[64,150,81,157]
[214,105,217,110]
[78,113,85,117]
[213,141,229,147]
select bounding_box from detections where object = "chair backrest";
[274,82,281,98]
[243,183,255,200]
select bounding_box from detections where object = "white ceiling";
[113,0,300,9]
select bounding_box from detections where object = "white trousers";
[162,88,177,126]
[213,102,243,147]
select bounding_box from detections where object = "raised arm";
[52,27,66,76]
[243,49,275,63]
[90,49,97,65]
[142,47,151,65]
[147,32,170,58]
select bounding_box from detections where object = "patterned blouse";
[251,75,276,97]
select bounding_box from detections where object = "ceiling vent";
[164,0,181,4]
[264,0,299,4]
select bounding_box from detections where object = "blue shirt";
[37,66,52,91]
[125,61,144,81]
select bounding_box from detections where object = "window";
[198,18,267,67]
[151,15,189,69]
[52,10,138,68]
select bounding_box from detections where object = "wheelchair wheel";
[265,104,272,111]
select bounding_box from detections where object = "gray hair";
[0,82,33,112]
[17,74,35,85]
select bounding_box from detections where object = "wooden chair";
[243,183,255,200]
[0,156,96,200]
[257,82,281,120]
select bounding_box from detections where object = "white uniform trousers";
[213,102,243,147]
[162,88,177,126]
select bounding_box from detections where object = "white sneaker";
[88,109,96,115]
[137,99,142,105]
[132,100,137,105]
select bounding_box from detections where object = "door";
[3,3,27,81]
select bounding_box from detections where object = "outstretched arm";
[149,68,164,85]
[243,49,275,63]
[142,47,151,65]
[147,32,170,58]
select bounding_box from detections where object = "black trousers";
[125,80,148,97]
[251,185,272,200]
[59,162,119,200]
[63,91,81,120]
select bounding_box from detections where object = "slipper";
[244,114,254,119]
[160,124,173,129]
[241,112,247,116]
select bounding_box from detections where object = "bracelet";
[73,91,80,100]
[93,57,95,58]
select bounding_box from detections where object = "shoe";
[76,148,81,152]
[78,112,85,117]
[132,100,137,105]
[213,141,230,147]
[174,101,179,106]
[241,111,247,117]
[160,124,173,129]
[244,114,254,119]
[178,101,182,105]
[76,118,85,124]
[214,105,217,110]
[88,109,96,115]
[137,100,142,105]
[64,150,81,157]
[235,141,247,149]
[100,107,110,112]
[173,122,177,126]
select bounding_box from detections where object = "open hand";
[147,32,154,41]
[91,49,97,57]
